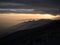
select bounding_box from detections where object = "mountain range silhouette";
[0,19,60,45]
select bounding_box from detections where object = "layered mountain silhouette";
[0,19,52,37]
[0,19,60,45]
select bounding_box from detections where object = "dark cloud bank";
[0,0,60,15]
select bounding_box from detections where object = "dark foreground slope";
[0,19,51,38]
[0,20,60,45]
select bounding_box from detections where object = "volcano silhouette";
[0,19,60,45]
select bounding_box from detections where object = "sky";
[0,0,60,7]
[0,0,60,15]
[0,0,60,33]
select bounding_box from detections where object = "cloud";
[0,2,60,15]
[38,8,60,15]
[0,8,60,15]
[0,2,27,6]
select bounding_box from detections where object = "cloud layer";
[0,2,60,15]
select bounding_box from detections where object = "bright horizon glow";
[0,13,60,20]
[0,13,60,32]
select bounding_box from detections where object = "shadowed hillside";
[0,19,60,45]
[0,19,52,37]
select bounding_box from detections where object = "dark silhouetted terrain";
[0,20,60,45]
[0,19,52,37]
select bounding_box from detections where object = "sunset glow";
[0,13,60,20]
[0,13,60,30]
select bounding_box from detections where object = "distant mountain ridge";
[0,19,53,38]
[0,20,60,45]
